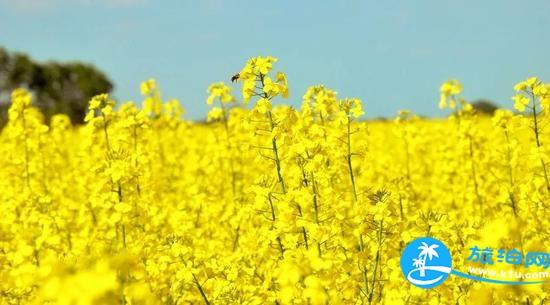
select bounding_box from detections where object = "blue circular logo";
[400,237,452,289]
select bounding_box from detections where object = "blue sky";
[0,0,549,119]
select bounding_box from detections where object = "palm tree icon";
[416,242,439,277]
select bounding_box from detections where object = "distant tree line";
[471,99,499,115]
[0,47,113,126]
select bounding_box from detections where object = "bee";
[231,73,240,83]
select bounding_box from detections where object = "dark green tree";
[471,99,499,115]
[0,47,113,125]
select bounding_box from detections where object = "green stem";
[258,72,286,194]
[468,135,483,214]
[504,130,517,216]
[530,100,550,191]
[268,194,285,256]
[221,102,237,196]
[311,172,322,256]
[368,220,383,305]
[133,124,141,196]
[268,111,286,194]
[346,114,357,201]
[192,274,211,305]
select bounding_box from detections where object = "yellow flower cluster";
[0,57,549,305]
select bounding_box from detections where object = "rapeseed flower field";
[0,56,549,304]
